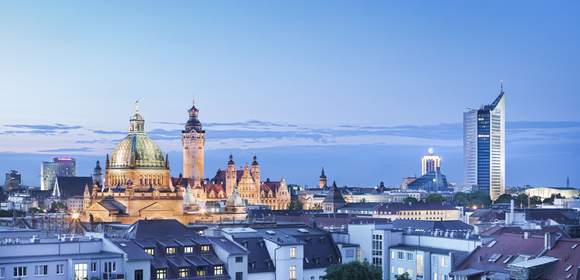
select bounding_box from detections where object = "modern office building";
[4,169,22,192]
[40,157,76,191]
[464,87,506,201]
[422,148,441,176]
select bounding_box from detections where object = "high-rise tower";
[464,84,506,201]
[421,148,441,175]
[182,99,205,183]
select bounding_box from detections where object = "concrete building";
[0,233,128,280]
[464,87,506,200]
[374,202,461,221]
[41,157,76,191]
[524,187,580,200]
[4,170,22,192]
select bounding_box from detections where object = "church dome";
[225,186,246,209]
[109,103,167,169]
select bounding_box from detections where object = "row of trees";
[323,261,412,280]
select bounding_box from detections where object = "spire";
[129,101,145,133]
[165,154,169,168]
[134,99,140,114]
[183,97,203,133]
[228,154,235,165]
[500,80,504,93]
[320,168,326,178]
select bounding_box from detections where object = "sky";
[0,1,579,188]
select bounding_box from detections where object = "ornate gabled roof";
[323,181,346,204]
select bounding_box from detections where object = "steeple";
[319,167,328,189]
[252,155,259,166]
[129,100,145,133]
[228,154,235,165]
[183,98,204,133]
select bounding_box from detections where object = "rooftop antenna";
[500,80,504,92]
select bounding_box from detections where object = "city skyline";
[1,1,579,188]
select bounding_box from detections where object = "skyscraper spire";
[500,80,504,93]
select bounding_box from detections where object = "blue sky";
[0,1,579,187]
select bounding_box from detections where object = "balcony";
[102,273,125,279]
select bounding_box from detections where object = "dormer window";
[145,248,155,256]
[200,245,210,252]
[166,247,176,254]
[184,246,193,254]
[214,265,223,275]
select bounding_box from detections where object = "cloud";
[1,123,83,135]
[92,129,126,135]
[37,147,95,153]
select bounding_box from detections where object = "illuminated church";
[83,101,290,223]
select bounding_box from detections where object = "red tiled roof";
[542,238,580,280]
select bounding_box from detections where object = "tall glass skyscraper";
[464,88,505,201]
[40,157,76,190]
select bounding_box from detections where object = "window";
[433,272,438,280]
[407,269,413,276]
[201,245,210,252]
[397,267,404,275]
[235,271,243,280]
[74,263,87,280]
[34,265,48,276]
[166,247,176,254]
[145,248,155,256]
[184,246,193,253]
[345,248,354,258]
[406,252,413,260]
[56,264,64,275]
[235,256,243,263]
[289,265,297,280]
[135,269,143,280]
[196,268,206,276]
[156,268,167,279]
[105,262,116,273]
[290,247,297,258]
[214,265,223,275]
[416,254,424,277]
[398,251,405,260]
[178,268,188,278]
[91,262,97,272]
[440,256,446,267]
[0,267,5,278]
[391,251,395,259]
[13,266,27,277]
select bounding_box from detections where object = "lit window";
[184,246,193,253]
[196,268,206,276]
[201,245,210,252]
[74,263,87,280]
[56,264,64,275]
[166,247,176,254]
[156,268,167,279]
[214,265,223,275]
[289,265,297,280]
[179,268,188,278]
[145,248,155,256]
[290,247,297,258]
[440,256,446,267]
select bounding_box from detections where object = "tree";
[324,261,381,280]
[403,197,418,204]
[289,199,303,210]
[425,194,445,203]
[453,192,470,206]
[494,193,513,204]
[395,272,411,280]
[530,196,542,206]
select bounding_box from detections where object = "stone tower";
[226,155,237,197]
[182,99,205,183]
[251,155,261,185]
[92,160,103,186]
[319,168,327,188]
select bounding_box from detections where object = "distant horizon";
[1,1,578,189]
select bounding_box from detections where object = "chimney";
[524,232,530,239]
[544,232,558,250]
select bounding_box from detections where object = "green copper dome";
[109,104,167,169]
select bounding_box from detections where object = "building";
[322,182,346,213]
[40,157,76,191]
[4,170,22,192]
[524,186,580,200]
[347,220,480,280]
[452,232,580,280]
[464,87,506,200]
[318,168,327,189]
[375,202,461,221]
[51,176,93,212]
[217,224,342,280]
[406,169,451,192]
[0,232,129,280]
[422,148,441,176]
[84,101,290,224]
